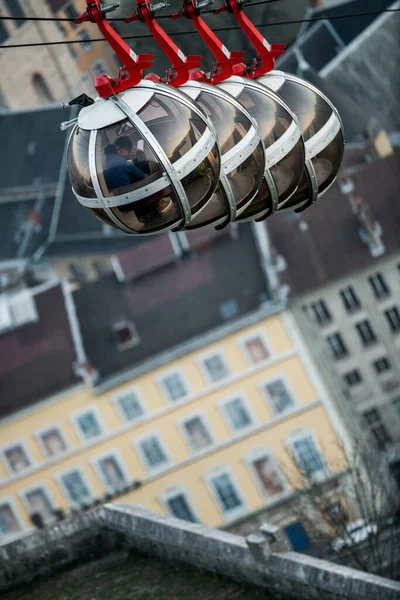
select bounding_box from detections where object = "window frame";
[56,466,94,508]
[197,348,231,385]
[112,319,140,351]
[218,392,255,434]
[260,374,296,417]
[310,298,332,326]
[178,410,215,453]
[111,386,146,424]
[157,368,190,404]
[339,285,361,313]
[70,405,106,444]
[326,331,349,360]
[355,319,377,347]
[91,448,130,493]
[246,447,288,501]
[1,439,34,476]
[205,467,246,521]
[134,430,170,473]
[368,272,390,299]
[35,422,70,459]
[285,429,327,482]
[91,58,109,77]
[160,485,199,523]
[384,306,400,333]
[239,330,273,365]
[373,356,392,374]
[0,497,25,540]
[343,369,363,387]
[77,28,93,51]
[19,481,56,524]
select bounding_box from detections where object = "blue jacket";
[103,154,145,191]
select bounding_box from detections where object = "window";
[219,299,238,320]
[4,0,25,27]
[55,21,66,37]
[201,353,230,383]
[165,492,197,523]
[222,396,253,431]
[112,321,140,351]
[3,444,31,473]
[291,435,325,478]
[209,472,243,515]
[326,332,348,359]
[69,262,87,283]
[340,286,361,312]
[373,356,391,374]
[40,428,67,457]
[263,378,295,415]
[368,273,389,299]
[92,59,108,76]
[0,502,21,536]
[355,319,377,346]
[24,487,53,522]
[343,370,362,387]
[60,470,92,506]
[250,454,285,497]
[115,390,144,422]
[138,435,168,469]
[181,415,213,451]
[77,29,93,51]
[363,409,392,450]
[310,299,331,326]
[384,306,400,333]
[0,21,9,45]
[242,334,270,364]
[65,1,79,21]
[32,73,54,104]
[96,454,127,491]
[74,410,103,441]
[160,371,188,402]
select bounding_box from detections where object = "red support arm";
[214,0,286,78]
[124,1,203,86]
[75,0,155,97]
[171,0,247,83]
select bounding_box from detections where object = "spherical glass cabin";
[66,80,221,235]
[180,81,265,230]
[258,71,344,212]
[218,76,306,221]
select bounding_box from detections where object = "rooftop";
[267,152,400,297]
[74,224,270,383]
[0,281,80,420]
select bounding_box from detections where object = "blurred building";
[0,0,121,109]
[0,226,353,549]
[267,147,400,483]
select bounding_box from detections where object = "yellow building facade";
[0,311,351,544]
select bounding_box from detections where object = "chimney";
[340,176,385,258]
[29,208,42,232]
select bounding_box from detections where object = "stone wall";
[0,504,399,600]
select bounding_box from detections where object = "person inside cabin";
[115,136,151,176]
[103,143,145,192]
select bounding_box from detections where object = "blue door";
[284,521,311,552]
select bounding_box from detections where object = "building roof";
[267,152,400,297]
[74,224,269,382]
[0,105,147,264]
[0,282,80,420]
[276,0,399,141]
